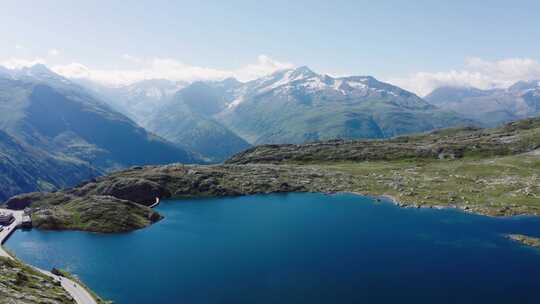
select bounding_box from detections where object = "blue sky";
[1,0,540,94]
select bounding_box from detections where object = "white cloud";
[50,54,293,86]
[15,44,25,50]
[389,57,540,96]
[51,62,91,78]
[48,49,60,56]
[0,57,46,69]
[233,55,294,81]
[121,54,142,64]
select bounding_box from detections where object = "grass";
[0,256,74,303]
[317,153,540,216]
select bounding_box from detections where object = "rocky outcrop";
[77,177,171,206]
[1,163,357,233]
[2,164,357,233]
[6,191,162,233]
[58,163,356,201]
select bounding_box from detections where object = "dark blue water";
[6,193,540,303]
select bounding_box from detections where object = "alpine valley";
[85,66,472,161]
[2,64,540,304]
[0,65,199,201]
[3,64,540,203]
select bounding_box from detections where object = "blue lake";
[6,193,540,303]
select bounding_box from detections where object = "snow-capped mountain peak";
[0,63,74,87]
[222,66,427,111]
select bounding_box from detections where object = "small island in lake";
[507,234,540,249]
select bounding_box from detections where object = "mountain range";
[425,80,540,126]
[88,66,471,162]
[0,65,198,200]
[77,78,188,126]
[213,66,470,144]
[4,63,538,200]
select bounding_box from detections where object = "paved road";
[0,210,23,257]
[0,208,97,304]
[35,267,98,304]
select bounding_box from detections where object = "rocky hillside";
[4,163,355,232]
[4,117,540,234]
[227,118,540,164]
[0,257,75,303]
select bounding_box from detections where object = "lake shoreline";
[0,209,100,304]
[8,192,540,304]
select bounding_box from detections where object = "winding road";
[0,208,97,304]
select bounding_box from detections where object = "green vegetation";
[4,118,540,235]
[146,80,251,162]
[217,68,470,145]
[7,192,162,233]
[227,117,540,164]
[318,153,540,216]
[227,118,540,216]
[0,74,200,201]
[147,108,250,163]
[0,257,75,303]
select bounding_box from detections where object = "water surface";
[6,193,540,303]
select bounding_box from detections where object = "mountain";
[0,65,199,200]
[215,66,471,144]
[425,81,540,126]
[84,66,470,160]
[146,81,250,162]
[9,117,540,234]
[78,79,188,126]
[0,129,98,201]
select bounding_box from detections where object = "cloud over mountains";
[3,52,540,96]
[2,54,293,87]
[389,57,540,96]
